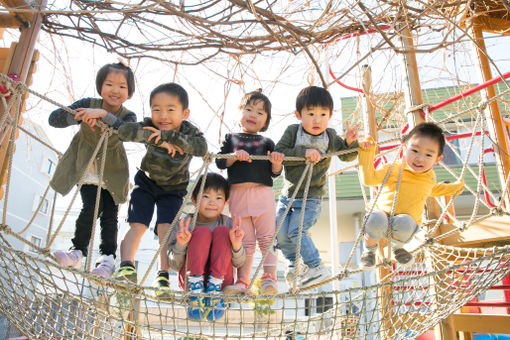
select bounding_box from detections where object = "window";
[33,195,50,215]
[41,157,56,177]
[29,235,42,253]
[304,297,333,316]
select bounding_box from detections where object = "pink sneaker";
[91,255,115,278]
[54,249,83,268]
[260,273,278,295]
[223,280,249,295]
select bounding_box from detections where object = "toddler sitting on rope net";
[168,172,246,322]
[358,122,465,269]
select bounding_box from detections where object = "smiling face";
[100,70,129,112]
[193,188,227,223]
[150,92,190,131]
[295,105,332,135]
[404,135,443,173]
[240,100,268,134]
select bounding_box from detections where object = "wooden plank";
[438,216,510,247]
[0,0,33,23]
[0,13,21,27]
[452,313,510,333]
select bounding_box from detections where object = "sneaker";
[91,255,115,278]
[114,265,138,284]
[393,248,414,266]
[285,262,308,288]
[360,250,376,269]
[260,273,278,295]
[54,249,83,269]
[223,280,248,295]
[204,281,225,322]
[155,275,173,301]
[299,264,330,289]
[187,280,206,321]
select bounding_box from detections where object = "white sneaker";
[299,264,330,289]
[91,254,115,278]
[285,261,308,287]
[54,249,83,269]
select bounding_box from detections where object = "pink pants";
[229,183,277,282]
[178,226,234,290]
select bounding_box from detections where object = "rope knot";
[490,207,504,216]
[0,223,10,233]
[478,101,488,112]
[425,237,434,245]
[459,222,468,232]
[202,153,213,163]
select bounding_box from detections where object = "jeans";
[364,210,419,246]
[72,184,118,257]
[275,196,322,268]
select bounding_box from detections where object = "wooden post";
[469,18,510,207]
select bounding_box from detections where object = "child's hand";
[360,137,374,150]
[234,150,251,163]
[345,121,360,146]
[229,216,245,251]
[143,126,162,144]
[176,218,192,246]
[75,108,107,131]
[305,149,321,163]
[455,178,465,195]
[268,151,284,165]
[160,142,184,157]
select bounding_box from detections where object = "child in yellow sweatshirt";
[358,122,464,268]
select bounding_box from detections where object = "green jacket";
[49,98,136,205]
[275,124,359,198]
[118,118,207,191]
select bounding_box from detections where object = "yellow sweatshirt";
[358,138,464,225]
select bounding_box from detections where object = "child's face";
[193,188,227,223]
[295,105,332,135]
[150,92,190,131]
[240,100,267,134]
[404,135,443,173]
[100,70,129,112]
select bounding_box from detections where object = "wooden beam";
[452,313,510,333]
[0,0,33,24]
[438,216,510,247]
[0,13,22,28]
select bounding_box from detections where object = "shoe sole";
[223,286,247,295]
[300,273,330,289]
[260,286,278,295]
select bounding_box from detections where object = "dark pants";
[71,184,118,257]
[178,226,234,290]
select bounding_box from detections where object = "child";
[358,122,464,268]
[168,172,245,322]
[216,90,284,296]
[49,62,136,278]
[115,83,207,298]
[275,86,359,289]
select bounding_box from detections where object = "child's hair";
[238,89,272,132]
[150,83,189,109]
[402,122,446,156]
[96,62,135,98]
[192,173,230,201]
[295,86,333,115]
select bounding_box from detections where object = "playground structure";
[0,0,509,339]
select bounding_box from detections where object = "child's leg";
[156,223,171,272]
[237,216,256,285]
[390,214,418,265]
[178,226,212,290]
[120,223,147,263]
[254,211,278,276]
[364,210,389,243]
[71,184,101,257]
[209,226,233,289]
[98,188,118,257]
[275,196,295,263]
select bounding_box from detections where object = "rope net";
[0,67,509,338]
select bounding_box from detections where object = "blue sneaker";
[187,280,206,321]
[204,281,225,322]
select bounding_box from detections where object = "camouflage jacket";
[118,118,207,191]
[49,98,136,205]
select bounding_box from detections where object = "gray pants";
[364,210,419,247]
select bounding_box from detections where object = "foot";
[155,274,173,301]
[285,262,308,288]
[204,281,225,322]
[223,280,248,295]
[114,265,138,284]
[360,250,376,269]
[91,254,115,278]
[54,249,83,269]
[300,264,330,289]
[393,248,414,266]
[260,273,278,295]
[187,280,206,321]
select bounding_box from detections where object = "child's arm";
[230,216,246,268]
[431,178,465,197]
[48,98,92,128]
[275,126,307,164]
[75,108,137,130]
[332,122,360,162]
[168,218,192,272]
[215,134,233,169]
[358,137,391,186]
[159,123,208,156]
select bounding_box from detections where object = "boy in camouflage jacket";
[115,83,207,298]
